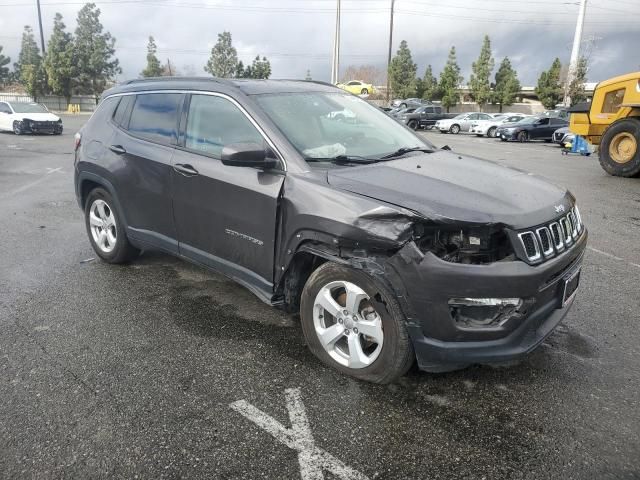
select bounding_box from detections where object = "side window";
[538,118,550,126]
[112,95,134,127]
[468,113,479,120]
[434,106,442,114]
[602,88,625,114]
[478,113,492,120]
[128,93,182,145]
[425,107,435,114]
[185,94,264,158]
[347,81,358,86]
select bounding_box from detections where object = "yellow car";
[336,80,374,96]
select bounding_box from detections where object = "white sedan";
[434,112,493,134]
[469,113,529,138]
[0,101,63,135]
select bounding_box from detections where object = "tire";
[449,124,461,134]
[360,88,368,95]
[487,126,497,138]
[300,262,414,384]
[13,121,22,135]
[517,131,528,142]
[407,120,418,130]
[475,134,483,137]
[84,187,139,264]
[598,118,640,177]
[500,137,507,142]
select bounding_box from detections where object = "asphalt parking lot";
[1,114,639,480]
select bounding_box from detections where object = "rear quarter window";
[127,93,183,145]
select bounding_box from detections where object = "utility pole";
[167,59,173,76]
[386,0,396,103]
[36,0,45,54]
[330,0,341,84]
[564,0,587,106]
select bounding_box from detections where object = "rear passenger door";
[108,92,183,252]
[171,93,285,299]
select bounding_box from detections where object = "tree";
[204,31,238,78]
[0,46,10,86]
[250,55,271,79]
[74,3,121,101]
[15,26,46,100]
[388,40,417,99]
[439,46,462,112]
[141,36,162,77]
[535,57,563,109]
[44,13,75,104]
[468,35,494,110]
[340,65,384,86]
[421,64,439,101]
[235,60,246,78]
[567,56,588,106]
[493,57,521,112]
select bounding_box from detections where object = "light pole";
[564,0,587,106]
[386,0,396,103]
[36,0,45,54]
[330,0,341,84]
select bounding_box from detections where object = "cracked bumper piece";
[389,232,587,372]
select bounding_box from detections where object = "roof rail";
[120,76,228,86]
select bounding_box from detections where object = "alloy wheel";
[313,280,384,369]
[89,199,117,253]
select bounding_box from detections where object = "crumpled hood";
[17,112,60,122]
[327,151,572,229]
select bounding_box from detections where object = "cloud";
[0,0,637,85]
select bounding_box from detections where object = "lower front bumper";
[21,121,62,134]
[411,295,573,372]
[386,232,586,372]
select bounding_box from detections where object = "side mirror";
[221,142,278,169]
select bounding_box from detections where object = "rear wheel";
[517,131,528,142]
[360,88,368,95]
[599,118,640,177]
[487,126,497,138]
[450,124,461,134]
[300,262,414,384]
[408,119,418,130]
[85,188,139,263]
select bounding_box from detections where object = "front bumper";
[497,130,518,140]
[388,231,587,372]
[470,126,489,135]
[20,120,63,134]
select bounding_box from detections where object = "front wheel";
[407,120,418,130]
[13,121,22,135]
[360,88,369,95]
[300,262,414,384]
[85,188,139,263]
[598,118,640,177]
[487,126,497,138]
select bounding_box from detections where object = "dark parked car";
[496,116,569,142]
[397,105,457,130]
[74,78,586,383]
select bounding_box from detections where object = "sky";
[1,0,639,86]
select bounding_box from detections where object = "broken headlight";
[413,225,514,264]
[448,298,524,328]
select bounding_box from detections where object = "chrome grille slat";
[517,209,584,263]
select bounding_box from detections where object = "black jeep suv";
[74,78,587,383]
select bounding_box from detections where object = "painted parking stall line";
[230,388,369,480]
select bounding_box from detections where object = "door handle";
[173,163,199,177]
[109,145,126,155]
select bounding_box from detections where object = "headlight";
[413,225,514,264]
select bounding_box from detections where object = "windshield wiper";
[305,155,378,165]
[379,146,435,159]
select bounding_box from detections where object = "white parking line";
[588,246,640,269]
[230,388,369,480]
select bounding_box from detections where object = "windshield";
[515,116,539,125]
[254,92,434,163]
[452,113,467,119]
[10,102,48,114]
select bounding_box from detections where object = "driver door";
[171,93,285,296]
[532,117,551,139]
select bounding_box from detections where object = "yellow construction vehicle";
[569,71,640,177]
